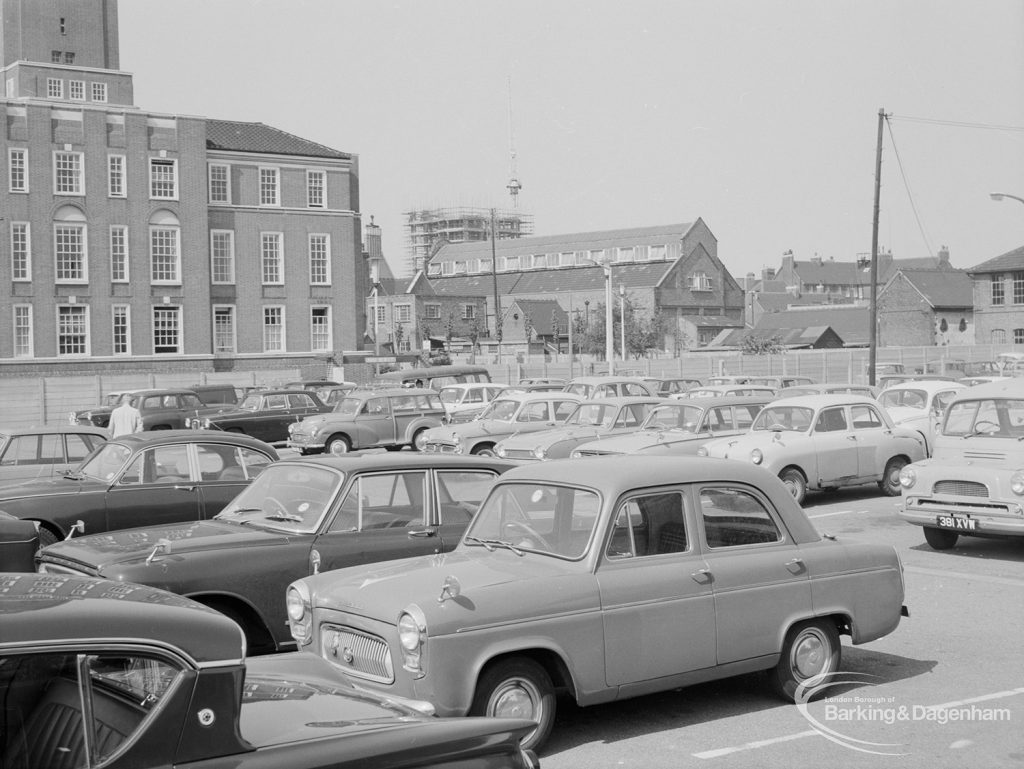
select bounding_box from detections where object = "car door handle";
[173,484,197,492]
[785,558,805,574]
[690,568,712,584]
[846,435,857,441]
[409,528,437,538]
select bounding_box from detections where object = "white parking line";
[693,687,1024,760]
[905,565,1024,588]
[807,509,866,519]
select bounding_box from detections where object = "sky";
[119,0,1024,279]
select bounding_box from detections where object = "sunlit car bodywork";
[439,383,510,424]
[285,455,907,753]
[898,378,1024,550]
[699,395,927,504]
[561,376,656,399]
[877,380,965,455]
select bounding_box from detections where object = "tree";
[741,334,784,355]
[393,322,405,353]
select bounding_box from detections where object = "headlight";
[398,605,427,675]
[1011,471,1024,496]
[750,448,763,465]
[286,582,312,646]
[571,450,583,458]
[287,422,297,435]
[696,446,708,457]
[450,431,461,442]
[496,445,507,457]
[398,612,423,651]
[286,587,306,621]
[899,466,916,489]
[533,446,547,459]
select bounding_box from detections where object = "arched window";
[53,204,87,282]
[149,209,180,284]
[991,329,1007,344]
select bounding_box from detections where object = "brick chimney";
[938,245,950,267]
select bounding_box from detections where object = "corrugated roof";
[968,246,1024,274]
[206,119,351,159]
[894,269,973,307]
[431,222,694,263]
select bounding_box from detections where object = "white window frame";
[259,167,280,207]
[211,230,236,284]
[11,223,31,281]
[424,304,441,320]
[395,304,412,323]
[374,305,387,324]
[149,225,181,284]
[12,305,33,358]
[208,163,231,204]
[53,151,84,195]
[649,245,667,261]
[149,158,178,200]
[308,234,331,285]
[112,304,131,356]
[8,148,27,193]
[463,304,476,320]
[69,80,85,100]
[617,247,635,263]
[306,170,326,208]
[152,306,182,355]
[263,306,286,352]
[47,78,63,98]
[310,306,332,352]
[213,305,236,354]
[91,82,107,102]
[56,304,90,356]
[108,154,126,197]
[442,262,454,276]
[690,272,713,291]
[110,225,129,282]
[261,232,284,285]
[54,222,88,283]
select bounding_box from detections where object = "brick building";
[0,0,363,375]
[967,246,1024,345]
[877,268,973,347]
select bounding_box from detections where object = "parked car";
[562,376,656,399]
[959,375,1010,387]
[38,454,515,653]
[0,573,539,769]
[898,378,1024,550]
[774,383,878,399]
[875,373,959,391]
[285,379,341,390]
[962,361,1001,377]
[698,394,927,503]
[494,396,667,461]
[378,364,492,389]
[518,377,567,387]
[0,430,277,547]
[0,424,107,487]
[705,375,753,385]
[916,358,967,376]
[190,389,331,444]
[285,455,907,752]
[642,376,703,396]
[287,387,447,455]
[72,388,226,430]
[0,511,37,570]
[747,375,816,389]
[675,384,778,399]
[439,383,510,423]
[421,391,583,456]
[506,382,569,393]
[877,380,965,455]
[571,396,770,458]
[188,382,240,405]
[314,382,359,406]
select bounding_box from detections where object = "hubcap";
[490,678,541,721]
[329,441,348,455]
[792,630,827,679]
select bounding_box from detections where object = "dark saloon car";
[0,430,276,548]
[38,454,514,654]
[0,573,539,769]
[0,424,107,487]
[190,388,331,444]
[71,388,227,430]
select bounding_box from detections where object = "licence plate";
[936,515,977,531]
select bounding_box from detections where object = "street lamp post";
[991,192,1024,207]
[619,284,626,364]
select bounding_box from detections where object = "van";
[188,383,239,406]
[377,364,491,390]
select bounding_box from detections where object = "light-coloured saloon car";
[562,376,656,399]
[675,384,778,400]
[494,396,667,461]
[286,455,908,752]
[898,378,1024,550]
[698,394,927,504]
[420,391,583,457]
[438,383,509,424]
[877,379,965,455]
[571,396,770,458]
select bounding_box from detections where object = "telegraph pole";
[490,208,502,361]
[868,107,886,387]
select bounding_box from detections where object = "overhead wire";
[884,115,934,257]
[889,115,1024,133]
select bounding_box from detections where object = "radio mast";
[506,76,522,208]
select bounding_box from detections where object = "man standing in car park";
[109,394,143,437]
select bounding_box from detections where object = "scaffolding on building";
[403,206,534,275]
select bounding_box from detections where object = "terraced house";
[0,0,364,374]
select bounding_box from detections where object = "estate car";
[0,425,107,488]
[191,389,331,444]
[562,376,656,399]
[72,389,226,430]
[285,456,907,752]
[0,573,539,769]
[439,383,510,424]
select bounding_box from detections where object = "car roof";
[438,382,505,391]
[494,391,584,403]
[949,378,1024,400]
[659,395,773,408]
[0,573,245,664]
[281,453,518,473]
[567,376,649,384]
[244,388,325,397]
[879,380,966,394]
[107,429,277,453]
[0,425,107,436]
[127,388,200,396]
[348,387,440,397]
[767,394,879,408]
[578,396,670,406]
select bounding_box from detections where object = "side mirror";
[64,520,85,540]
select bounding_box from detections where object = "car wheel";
[326,435,351,455]
[202,599,276,656]
[472,444,497,457]
[37,526,59,549]
[770,619,840,701]
[923,526,958,550]
[879,457,908,496]
[470,657,555,753]
[412,428,428,452]
[778,467,807,505]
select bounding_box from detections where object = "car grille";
[319,624,393,683]
[575,449,613,457]
[932,480,989,497]
[423,443,457,454]
[501,448,537,460]
[37,561,95,576]
[288,433,310,444]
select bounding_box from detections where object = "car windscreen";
[78,443,133,481]
[332,397,362,416]
[879,388,928,410]
[238,394,263,410]
[438,388,461,404]
[478,399,519,421]
[465,482,601,559]
[942,398,1024,438]
[751,405,814,432]
[215,464,343,533]
[642,404,703,431]
[564,403,615,427]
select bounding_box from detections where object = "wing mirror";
[64,520,85,540]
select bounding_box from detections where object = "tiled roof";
[968,246,1024,274]
[430,222,695,263]
[508,299,568,325]
[756,294,835,312]
[430,262,673,296]
[752,306,869,346]
[681,314,744,328]
[206,119,351,159]
[715,325,841,349]
[893,269,973,307]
